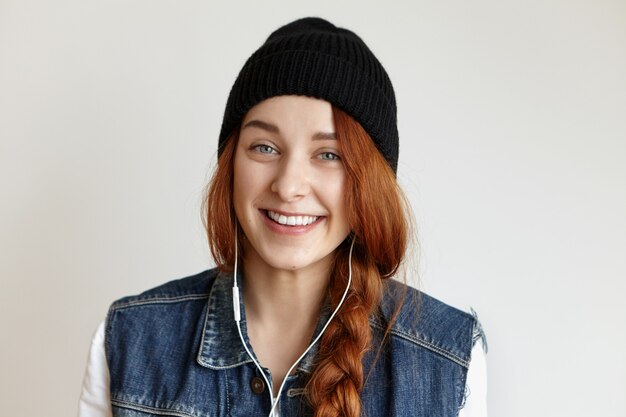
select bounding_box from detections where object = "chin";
[251,243,334,274]
[261,252,322,272]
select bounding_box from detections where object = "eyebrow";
[242,119,336,140]
[242,120,279,133]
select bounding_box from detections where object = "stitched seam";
[111,399,197,417]
[287,388,306,397]
[393,329,469,368]
[198,358,254,370]
[225,370,230,413]
[196,290,213,366]
[369,319,470,368]
[112,294,209,310]
[104,308,113,367]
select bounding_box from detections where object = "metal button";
[251,376,265,394]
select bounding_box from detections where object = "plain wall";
[1,1,624,416]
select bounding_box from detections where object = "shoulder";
[108,268,220,311]
[371,278,483,368]
[104,268,222,371]
[105,268,221,353]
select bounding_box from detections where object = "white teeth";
[267,210,319,226]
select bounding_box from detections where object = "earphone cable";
[232,228,355,417]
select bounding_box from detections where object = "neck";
[240,248,335,396]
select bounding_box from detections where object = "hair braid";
[307,245,382,417]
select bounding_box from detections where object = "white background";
[1,1,624,416]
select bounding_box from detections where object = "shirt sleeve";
[78,320,112,417]
[458,339,488,417]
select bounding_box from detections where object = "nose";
[270,155,311,202]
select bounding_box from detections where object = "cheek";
[233,156,269,214]
[233,155,253,216]
[323,172,349,220]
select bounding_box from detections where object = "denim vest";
[105,268,483,417]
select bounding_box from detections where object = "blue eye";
[319,152,341,161]
[253,144,277,154]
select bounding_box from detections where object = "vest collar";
[196,269,326,374]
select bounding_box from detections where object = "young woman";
[79,17,487,417]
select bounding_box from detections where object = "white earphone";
[232,226,355,417]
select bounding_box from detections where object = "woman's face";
[233,95,350,274]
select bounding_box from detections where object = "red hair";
[202,106,410,417]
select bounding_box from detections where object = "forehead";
[242,96,335,133]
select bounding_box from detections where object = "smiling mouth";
[264,210,321,226]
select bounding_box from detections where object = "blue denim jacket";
[105,268,483,417]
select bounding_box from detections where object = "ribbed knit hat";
[218,17,399,173]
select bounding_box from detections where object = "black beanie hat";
[218,17,399,173]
